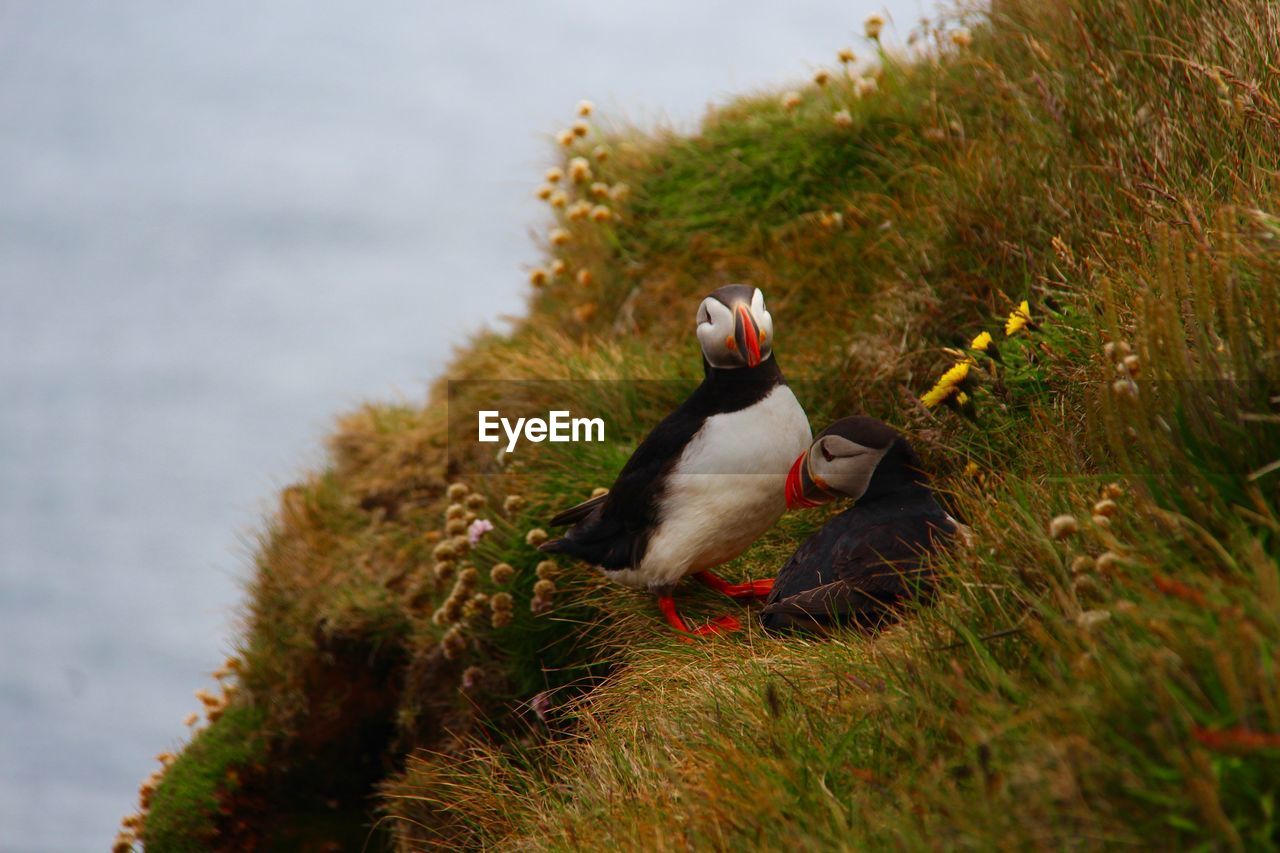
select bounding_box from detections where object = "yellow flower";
[549,228,570,246]
[590,204,612,222]
[535,184,553,200]
[544,167,563,183]
[864,13,885,40]
[549,189,568,208]
[556,129,575,147]
[567,200,592,221]
[963,460,980,478]
[838,47,856,64]
[921,381,957,409]
[940,359,971,386]
[955,392,970,405]
[971,331,993,351]
[920,360,971,408]
[570,119,589,137]
[1005,300,1031,335]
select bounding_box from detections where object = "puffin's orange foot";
[690,613,742,635]
[695,571,774,600]
[657,594,743,640]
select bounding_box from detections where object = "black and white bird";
[760,417,957,634]
[540,285,811,635]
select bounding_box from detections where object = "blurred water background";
[0,0,916,847]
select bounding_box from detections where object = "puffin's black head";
[695,284,774,369]
[784,416,927,509]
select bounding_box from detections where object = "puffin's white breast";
[606,384,812,590]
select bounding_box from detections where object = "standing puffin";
[759,416,957,634]
[540,285,811,636]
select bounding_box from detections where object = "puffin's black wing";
[538,395,712,569]
[761,507,952,634]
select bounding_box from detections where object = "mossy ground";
[132,0,1280,849]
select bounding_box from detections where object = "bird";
[540,284,811,636]
[759,416,958,634]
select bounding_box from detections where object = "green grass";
[130,0,1280,849]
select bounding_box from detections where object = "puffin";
[759,416,957,634]
[540,284,811,636]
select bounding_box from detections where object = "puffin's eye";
[820,444,834,462]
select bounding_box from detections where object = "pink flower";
[467,518,494,545]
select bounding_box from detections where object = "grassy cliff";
[125,0,1280,848]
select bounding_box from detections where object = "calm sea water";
[0,1,916,847]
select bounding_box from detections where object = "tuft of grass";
[142,705,267,849]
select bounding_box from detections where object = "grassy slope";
[133,0,1280,849]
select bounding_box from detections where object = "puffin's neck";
[697,355,785,413]
[701,355,785,385]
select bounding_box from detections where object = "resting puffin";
[540,285,811,635]
[759,416,957,634]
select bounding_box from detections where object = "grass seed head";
[813,68,830,86]
[544,166,563,183]
[526,528,549,547]
[833,109,853,127]
[550,227,571,246]
[781,91,802,111]
[490,563,515,584]
[576,99,594,116]
[549,189,568,207]
[556,129,575,147]
[838,47,855,63]
[535,184,553,200]
[576,269,594,287]
[503,495,526,515]
[570,119,589,137]
[951,28,972,48]
[569,157,592,182]
[864,13,885,40]
[491,591,514,612]
[1050,514,1079,540]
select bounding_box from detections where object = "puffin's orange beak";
[735,303,761,368]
